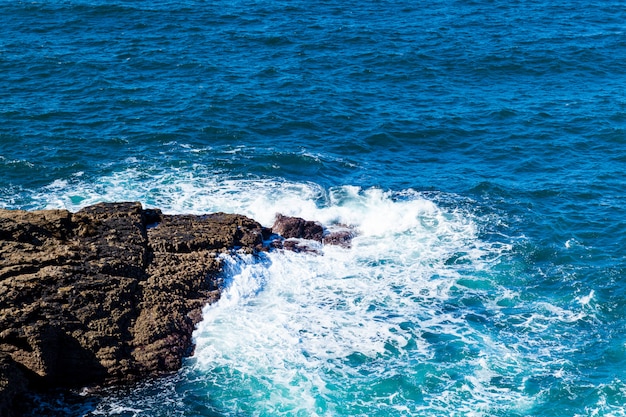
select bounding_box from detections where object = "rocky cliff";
[0,202,268,416]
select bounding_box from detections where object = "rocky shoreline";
[0,202,352,416]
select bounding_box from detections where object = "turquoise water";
[2,1,626,415]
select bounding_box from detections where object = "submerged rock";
[0,203,266,415]
[322,228,354,248]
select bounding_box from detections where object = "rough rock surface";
[271,214,324,241]
[271,214,355,250]
[0,204,353,415]
[0,202,266,416]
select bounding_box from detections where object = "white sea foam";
[28,169,575,415]
[180,180,533,416]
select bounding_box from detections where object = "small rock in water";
[271,214,355,251]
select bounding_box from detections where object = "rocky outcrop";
[0,204,356,415]
[271,214,324,241]
[0,202,267,415]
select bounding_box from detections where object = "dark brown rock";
[271,214,355,250]
[0,202,266,414]
[271,214,324,242]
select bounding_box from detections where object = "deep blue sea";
[2,0,626,415]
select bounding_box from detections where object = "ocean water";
[2,0,626,416]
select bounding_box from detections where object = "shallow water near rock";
[3,0,626,415]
